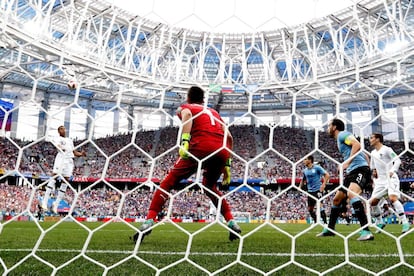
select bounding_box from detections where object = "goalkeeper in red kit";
[132,86,241,243]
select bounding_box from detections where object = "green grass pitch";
[0,221,413,275]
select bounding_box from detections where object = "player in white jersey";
[369,133,410,234]
[41,125,86,213]
[208,200,218,222]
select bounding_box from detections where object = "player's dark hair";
[187,86,204,104]
[331,118,345,131]
[306,155,314,162]
[372,133,384,143]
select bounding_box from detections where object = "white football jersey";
[54,136,75,159]
[370,145,401,177]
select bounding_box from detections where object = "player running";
[317,118,374,241]
[368,133,410,234]
[299,155,329,225]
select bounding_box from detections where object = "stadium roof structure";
[114,0,357,34]
[0,0,414,117]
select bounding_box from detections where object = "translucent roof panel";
[112,0,356,33]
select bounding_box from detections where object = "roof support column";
[37,92,49,139]
[136,110,143,130]
[86,99,95,138]
[396,105,404,141]
[10,97,19,139]
[371,106,382,134]
[228,110,235,124]
[346,110,352,133]
[113,108,119,134]
[160,112,166,128]
[168,108,175,127]
[64,107,71,137]
[322,112,328,131]
[128,105,134,131]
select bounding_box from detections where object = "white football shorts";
[371,174,401,199]
[53,156,74,177]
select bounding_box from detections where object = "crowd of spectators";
[2,125,413,182]
[1,125,413,225]
[1,182,413,222]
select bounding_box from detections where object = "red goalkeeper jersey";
[177,103,230,157]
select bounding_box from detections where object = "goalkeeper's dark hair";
[331,118,345,131]
[187,86,204,104]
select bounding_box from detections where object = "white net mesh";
[1,0,414,275]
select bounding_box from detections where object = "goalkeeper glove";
[179,133,191,159]
[222,158,232,185]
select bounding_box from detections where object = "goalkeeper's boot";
[228,220,241,241]
[375,223,386,234]
[402,223,410,234]
[357,230,374,241]
[132,219,154,243]
[316,228,335,237]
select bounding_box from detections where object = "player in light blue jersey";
[317,118,374,241]
[299,155,330,224]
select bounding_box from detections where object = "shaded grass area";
[0,221,413,275]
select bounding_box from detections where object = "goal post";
[233,211,251,223]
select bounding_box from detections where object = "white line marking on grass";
[0,248,413,258]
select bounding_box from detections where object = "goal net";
[0,0,414,275]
